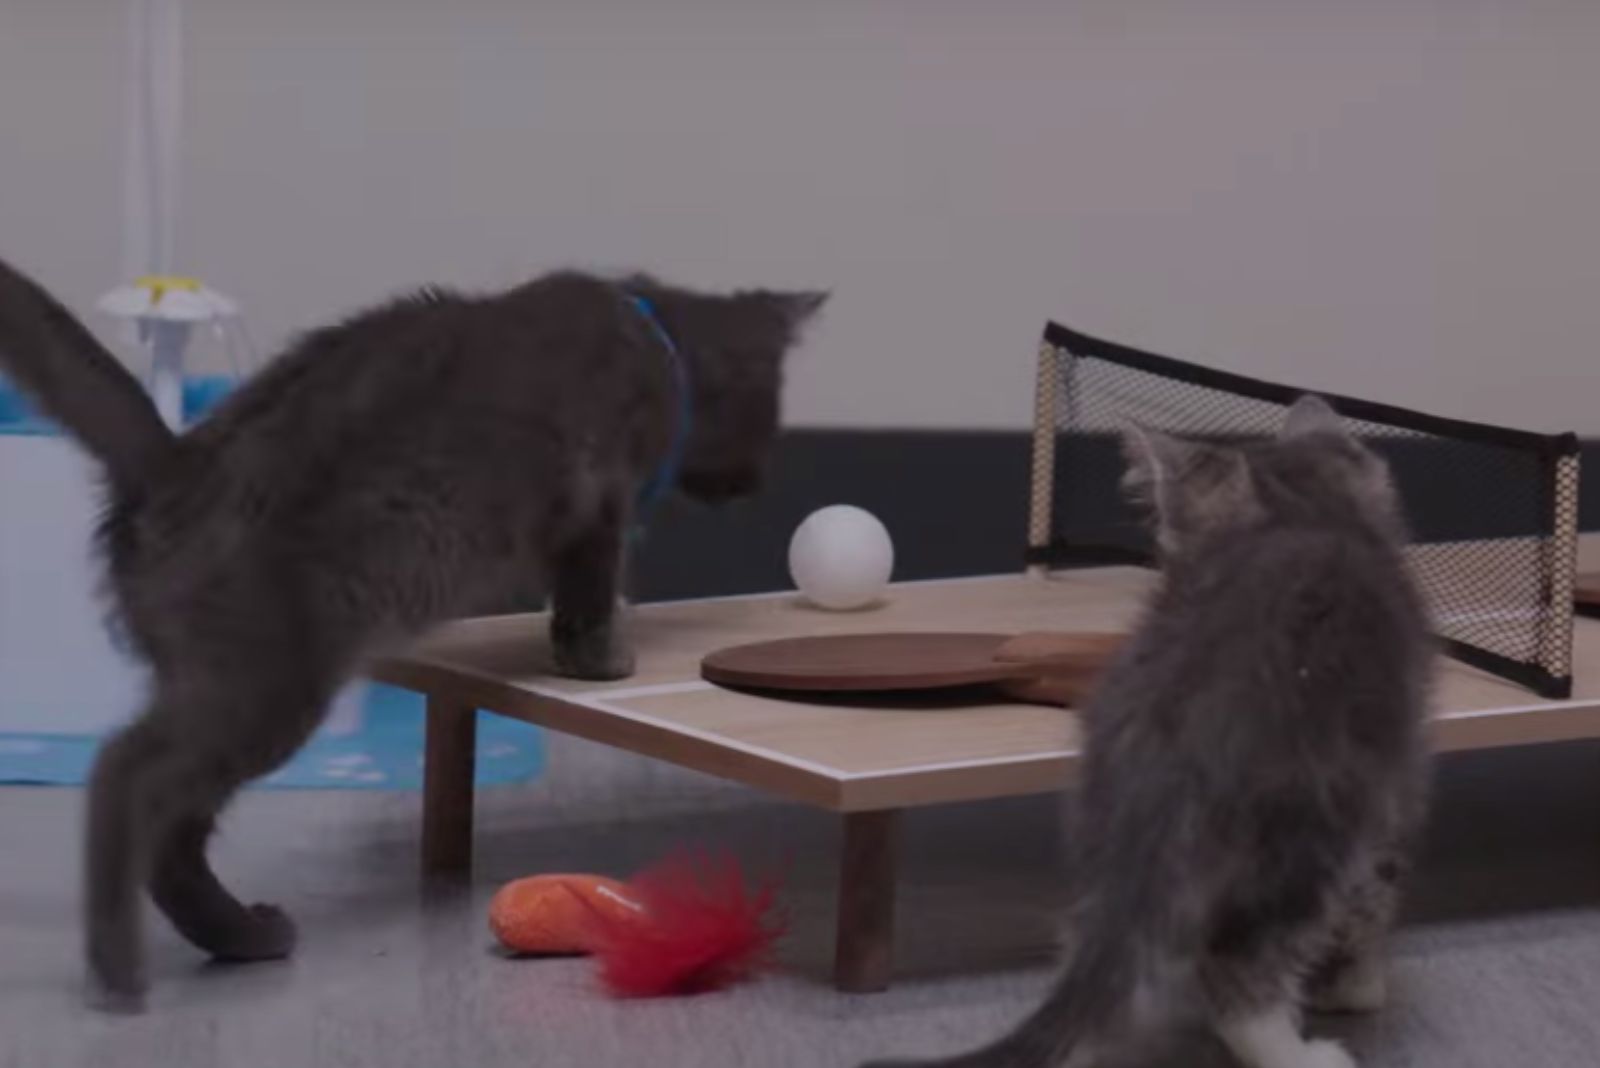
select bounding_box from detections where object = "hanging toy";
[488,850,786,997]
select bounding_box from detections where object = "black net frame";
[1026,321,1582,699]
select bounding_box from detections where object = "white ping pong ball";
[788,505,894,611]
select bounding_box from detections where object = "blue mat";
[1,374,236,434]
[0,684,544,790]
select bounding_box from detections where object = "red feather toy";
[489,849,786,997]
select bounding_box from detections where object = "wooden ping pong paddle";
[700,631,1126,708]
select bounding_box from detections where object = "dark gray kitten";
[0,258,825,1010]
[865,397,1432,1068]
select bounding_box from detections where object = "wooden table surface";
[373,566,1600,814]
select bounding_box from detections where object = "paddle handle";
[991,631,1125,707]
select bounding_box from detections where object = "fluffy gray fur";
[0,258,825,1010]
[863,397,1433,1068]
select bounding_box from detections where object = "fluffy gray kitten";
[0,258,824,1010]
[865,397,1433,1068]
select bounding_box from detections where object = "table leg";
[421,698,477,877]
[834,809,901,993]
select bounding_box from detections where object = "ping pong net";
[1026,321,1582,699]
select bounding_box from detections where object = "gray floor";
[6,736,1600,1068]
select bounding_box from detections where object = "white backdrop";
[3,2,1598,434]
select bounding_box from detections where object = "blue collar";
[626,292,692,534]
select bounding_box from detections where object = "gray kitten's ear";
[1282,394,1345,439]
[1120,423,1194,498]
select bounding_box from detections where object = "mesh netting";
[1027,322,1581,698]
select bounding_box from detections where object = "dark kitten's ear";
[736,289,829,338]
[1282,394,1345,440]
[779,289,829,329]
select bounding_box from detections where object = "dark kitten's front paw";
[552,627,636,681]
[208,903,298,963]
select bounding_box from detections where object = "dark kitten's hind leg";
[91,656,336,1007]
[85,707,252,1008]
[84,715,169,1011]
[550,506,634,681]
[150,812,296,963]
[145,669,340,968]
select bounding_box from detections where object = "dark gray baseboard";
[630,430,1600,603]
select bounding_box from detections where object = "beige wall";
[0,7,123,321]
[3,1,1597,433]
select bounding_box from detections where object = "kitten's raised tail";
[0,258,175,490]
